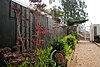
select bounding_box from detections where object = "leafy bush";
[50,37,64,51]
[50,34,77,62]
[62,34,77,60]
[0,48,37,67]
[35,47,56,67]
[0,35,77,67]
[70,32,80,41]
[62,34,77,49]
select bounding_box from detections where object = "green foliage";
[66,18,86,26]
[64,45,73,60]
[66,18,76,22]
[50,34,77,61]
[6,47,55,67]
[50,37,64,51]
[66,18,75,26]
[61,0,88,19]
[71,32,80,41]
[20,57,29,67]
[7,57,29,67]
[62,34,77,49]
[56,9,64,17]
[35,47,56,67]
[4,35,77,67]
[50,5,64,22]
[62,34,77,60]
[46,59,56,67]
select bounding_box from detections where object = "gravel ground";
[68,40,100,67]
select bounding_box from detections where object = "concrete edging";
[94,42,100,47]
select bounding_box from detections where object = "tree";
[48,5,64,22]
[49,0,55,4]
[48,0,60,4]
[66,18,88,26]
[61,0,88,22]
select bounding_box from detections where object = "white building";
[90,24,100,41]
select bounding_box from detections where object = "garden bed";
[0,34,78,67]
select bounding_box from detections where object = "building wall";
[90,24,100,41]
[96,24,100,35]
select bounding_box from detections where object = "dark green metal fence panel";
[0,0,16,48]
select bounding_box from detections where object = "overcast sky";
[13,0,100,26]
[85,0,100,26]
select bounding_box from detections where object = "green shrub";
[35,47,56,67]
[50,35,77,61]
[62,34,77,49]
[50,37,64,51]
[62,34,77,60]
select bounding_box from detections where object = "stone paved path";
[68,40,100,67]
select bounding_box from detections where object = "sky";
[84,0,100,26]
[13,0,100,26]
